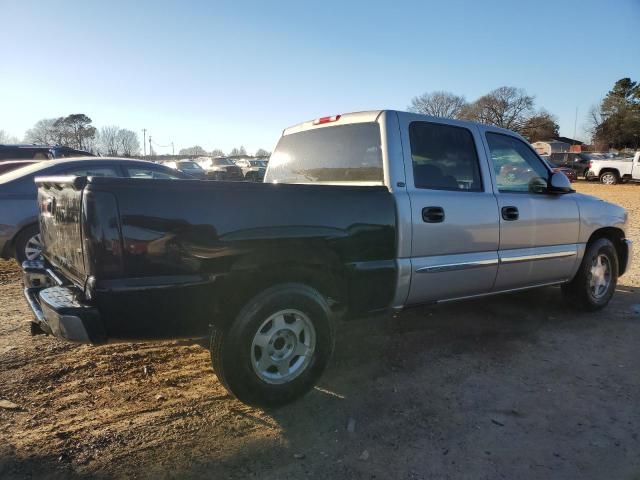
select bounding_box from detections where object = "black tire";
[210,283,334,407]
[599,171,619,185]
[14,224,42,264]
[562,237,618,311]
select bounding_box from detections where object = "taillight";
[313,115,341,125]
[588,161,592,168]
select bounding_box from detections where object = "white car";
[587,152,640,184]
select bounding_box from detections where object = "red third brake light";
[313,115,341,125]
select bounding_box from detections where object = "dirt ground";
[1,182,639,480]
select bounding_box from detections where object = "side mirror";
[548,172,574,194]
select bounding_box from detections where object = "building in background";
[531,140,570,155]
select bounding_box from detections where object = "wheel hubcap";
[589,254,611,299]
[251,309,316,384]
[25,234,43,261]
[602,174,614,184]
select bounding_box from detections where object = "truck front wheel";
[562,237,618,311]
[210,283,335,407]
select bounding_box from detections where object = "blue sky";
[1,0,638,154]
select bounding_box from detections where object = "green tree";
[520,111,560,142]
[592,78,640,148]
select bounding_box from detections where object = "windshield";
[265,123,383,184]
[213,158,233,166]
[178,161,201,169]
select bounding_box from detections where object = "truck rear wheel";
[599,171,619,185]
[15,224,43,263]
[210,283,335,407]
[562,237,618,311]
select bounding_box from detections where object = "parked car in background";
[23,110,631,407]
[587,152,640,184]
[547,152,594,178]
[164,159,207,179]
[197,157,244,180]
[234,158,267,181]
[0,158,188,263]
[0,144,94,161]
[541,156,577,182]
[0,160,39,175]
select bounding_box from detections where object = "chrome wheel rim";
[250,309,316,385]
[601,173,615,184]
[589,254,611,299]
[24,234,43,261]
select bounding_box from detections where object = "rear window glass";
[266,123,383,184]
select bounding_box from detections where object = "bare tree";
[116,129,140,157]
[254,148,271,157]
[0,129,20,144]
[461,86,535,133]
[100,126,120,155]
[210,148,225,157]
[408,91,468,118]
[24,118,59,144]
[229,146,247,156]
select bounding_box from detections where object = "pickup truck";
[23,111,632,407]
[587,151,640,184]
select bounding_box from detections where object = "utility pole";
[573,107,578,143]
[142,129,147,156]
[149,136,153,157]
[171,142,175,155]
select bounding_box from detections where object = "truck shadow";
[179,285,640,478]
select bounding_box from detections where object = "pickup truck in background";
[587,151,640,184]
[23,111,632,407]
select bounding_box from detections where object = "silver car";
[0,157,187,262]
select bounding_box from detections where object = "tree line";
[1,114,142,157]
[409,78,639,149]
[408,86,559,142]
[178,145,271,157]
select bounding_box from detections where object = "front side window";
[486,133,549,193]
[409,122,482,191]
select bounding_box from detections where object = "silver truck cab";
[272,110,632,311]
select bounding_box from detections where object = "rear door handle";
[422,206,445,223]
[501,206,519,221]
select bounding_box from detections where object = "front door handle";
[422,206,445,223]
[501,206,519,221]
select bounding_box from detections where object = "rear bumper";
[22,260,106,344]
[22,259,218,343]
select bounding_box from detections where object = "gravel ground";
[1,182,639,480]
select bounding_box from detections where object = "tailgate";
[35,176,88,285]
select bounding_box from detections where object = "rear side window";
[266,123,383,184]
[65,166,119,177]
[409,122,482,191]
